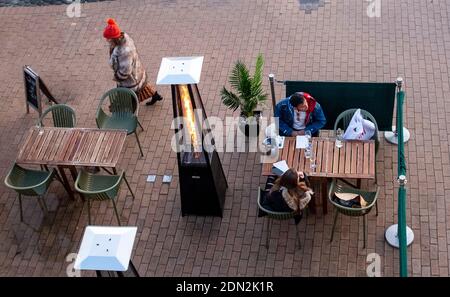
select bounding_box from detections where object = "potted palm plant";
[220,54,267,137]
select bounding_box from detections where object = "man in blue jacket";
[274,92,326,136]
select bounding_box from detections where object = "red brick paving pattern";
[0,0,450,276]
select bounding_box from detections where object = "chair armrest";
[4,167,55,191]
[257,186,297,216]
[96,107,109,128]
[133,92,139,117]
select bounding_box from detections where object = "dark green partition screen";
[285,81,396,131]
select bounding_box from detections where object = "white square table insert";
[74,226,138,272]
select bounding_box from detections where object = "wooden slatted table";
[262,137,376,214]
[17,127,127,199]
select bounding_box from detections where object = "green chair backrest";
[4,163,54,196]
[334,108,380,152]
[257,187,297,220]
[285,81,396,131]
[75,170,122,201]
[39,104,76,128]
[101,88,138,115]
[328,179,379,217]
[96,88,139,129]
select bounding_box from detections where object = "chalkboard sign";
[23,66,58,116]
[24,66,41,115]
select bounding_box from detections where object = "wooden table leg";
[309,191,317,214]
[357,179,361,189]
[112,167,117,175]
[321,179,328,215]
[68,166,78,182]
[57,165,75,200]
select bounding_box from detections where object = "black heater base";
[179,151,227,217]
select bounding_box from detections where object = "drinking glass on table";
[309,154,316,171]
[36,122,44,136]
[305,130,312,141]
[304,142,311,159]
[335,128,343,148]
[305,130,312,147]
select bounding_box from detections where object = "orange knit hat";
[103,18,121,39]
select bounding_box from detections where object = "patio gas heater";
[156,57,228,217]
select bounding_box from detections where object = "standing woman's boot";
[146,92,164,105]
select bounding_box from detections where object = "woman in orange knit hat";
[104,18,163,106]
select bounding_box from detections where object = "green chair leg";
[37,197,43,210]
[18,194,23,222]
[138,120,144,131]
[87,199,92,225]
[111,199,121,226]
[134,132,144,157]
[330,208,339,242]
[37,197,48,215]
[375,200,378,216]
[41,197,48,213]
[363,215,367,249]
[123,176,135,200]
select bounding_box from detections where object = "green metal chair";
[257,187,302,249]
[96,88,144,157]
[334,108,379,186]
[4,163,62,222]
[328,179,379,248]
[38,104,76,128]
[333,108,380,153]
[74,170,135,226]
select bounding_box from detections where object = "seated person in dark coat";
[274,92,326,136]
[259,169,314,224]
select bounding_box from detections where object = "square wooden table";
[262,137,376,214]
[16,127,127,199]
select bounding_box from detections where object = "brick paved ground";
[0,0,112,7]
[0,0,449,277]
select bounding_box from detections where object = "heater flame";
[179,85,200,154]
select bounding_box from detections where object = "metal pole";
[268,74,277,115]
[385,90,414,276]
[384,77,411,144]
[396,89,408,277]
[397,77,403,91]
[397,175,408,277]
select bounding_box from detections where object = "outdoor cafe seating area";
[6,0,450,279]
[3,57,406,276]
[6,87,141,225]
